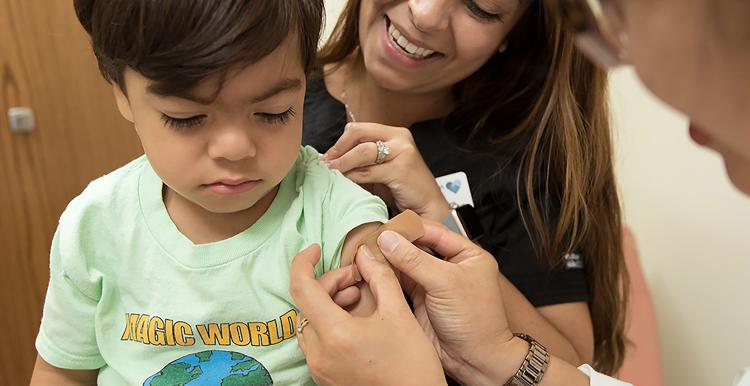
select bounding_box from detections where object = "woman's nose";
[408,0,451,32]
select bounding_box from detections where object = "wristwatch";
[440,203,484,241]
[504,333,550,386]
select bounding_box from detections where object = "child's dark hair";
[74,0,324,98]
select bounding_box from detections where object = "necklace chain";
[340,85,357,123]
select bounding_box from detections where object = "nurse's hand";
[320,122,450,221]
[376,221,527,384]
[289,244,447,386]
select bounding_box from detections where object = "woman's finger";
[412,221,479,263]
[324,122,403,160]
[332,286,362,308]
[376,231,452,293]
[289,244,351,326]
[317,264,362,296]
[343,163,395,186]
[295,315,322,359]
[354,245,413,317]
[325,141,382,173]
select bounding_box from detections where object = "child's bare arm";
[338,222,382,316]
[338,210,425,316]
[30,355,98,386]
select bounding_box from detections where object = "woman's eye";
[257,107,296,125]
[464,0,503,22]
[160,114,205,131]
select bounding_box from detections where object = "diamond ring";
[375,140,390,165]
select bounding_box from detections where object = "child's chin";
[202,200,258,214]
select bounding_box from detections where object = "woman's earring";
[498,41,508,53]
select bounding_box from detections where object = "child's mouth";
[204,179,261,195]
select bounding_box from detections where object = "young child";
[30,1,387,384]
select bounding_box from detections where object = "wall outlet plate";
[7,107,35,133]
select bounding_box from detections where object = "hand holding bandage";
[357,209,425,263]
[290,215,519,386]
[289,212,444,386]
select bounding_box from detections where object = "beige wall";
[611,68,750,386]
[322,2,750,384]
[322,0,346,43]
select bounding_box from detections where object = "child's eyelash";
[258,107,296,125]
[160,107,295,131]
[161,114,205,131]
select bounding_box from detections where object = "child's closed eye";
[256,106,296,125]
[160,106,295,131]
[161,114,206,131]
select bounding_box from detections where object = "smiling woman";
[304,0,628,376]
[296,0,750,384]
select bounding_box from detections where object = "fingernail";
[319,153,328,161]
[359,245,375,260]
[350,263,362,282]
[377,231,400,254]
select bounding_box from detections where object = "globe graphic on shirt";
[143,350,273,386]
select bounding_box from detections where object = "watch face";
[456,204,484,240]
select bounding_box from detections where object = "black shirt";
[302,75,589,307]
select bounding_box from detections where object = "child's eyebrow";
[149,78,303,105]
[250,78,303,103]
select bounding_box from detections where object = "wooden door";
[0,1,142,384]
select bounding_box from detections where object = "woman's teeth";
[388,23,435,59]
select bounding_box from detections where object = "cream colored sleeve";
[577,365,633,386]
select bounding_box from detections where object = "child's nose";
[207,124,257,161]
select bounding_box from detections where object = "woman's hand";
[375,222,528,384]
[289,244,446,386]
[289,226,594,386]
[321,122,450,221]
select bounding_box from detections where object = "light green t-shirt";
[35,146,387,385]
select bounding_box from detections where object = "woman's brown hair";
[318,0,628,374]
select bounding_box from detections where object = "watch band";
[504,333,550,386]
[440,203,484,241]
[441,203,468,237]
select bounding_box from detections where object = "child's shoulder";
[290,147,387,274]
[60,155,148,226]
[292,145,386,214]
[293,145,363,199]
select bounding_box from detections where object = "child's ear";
[113,84,134,123]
